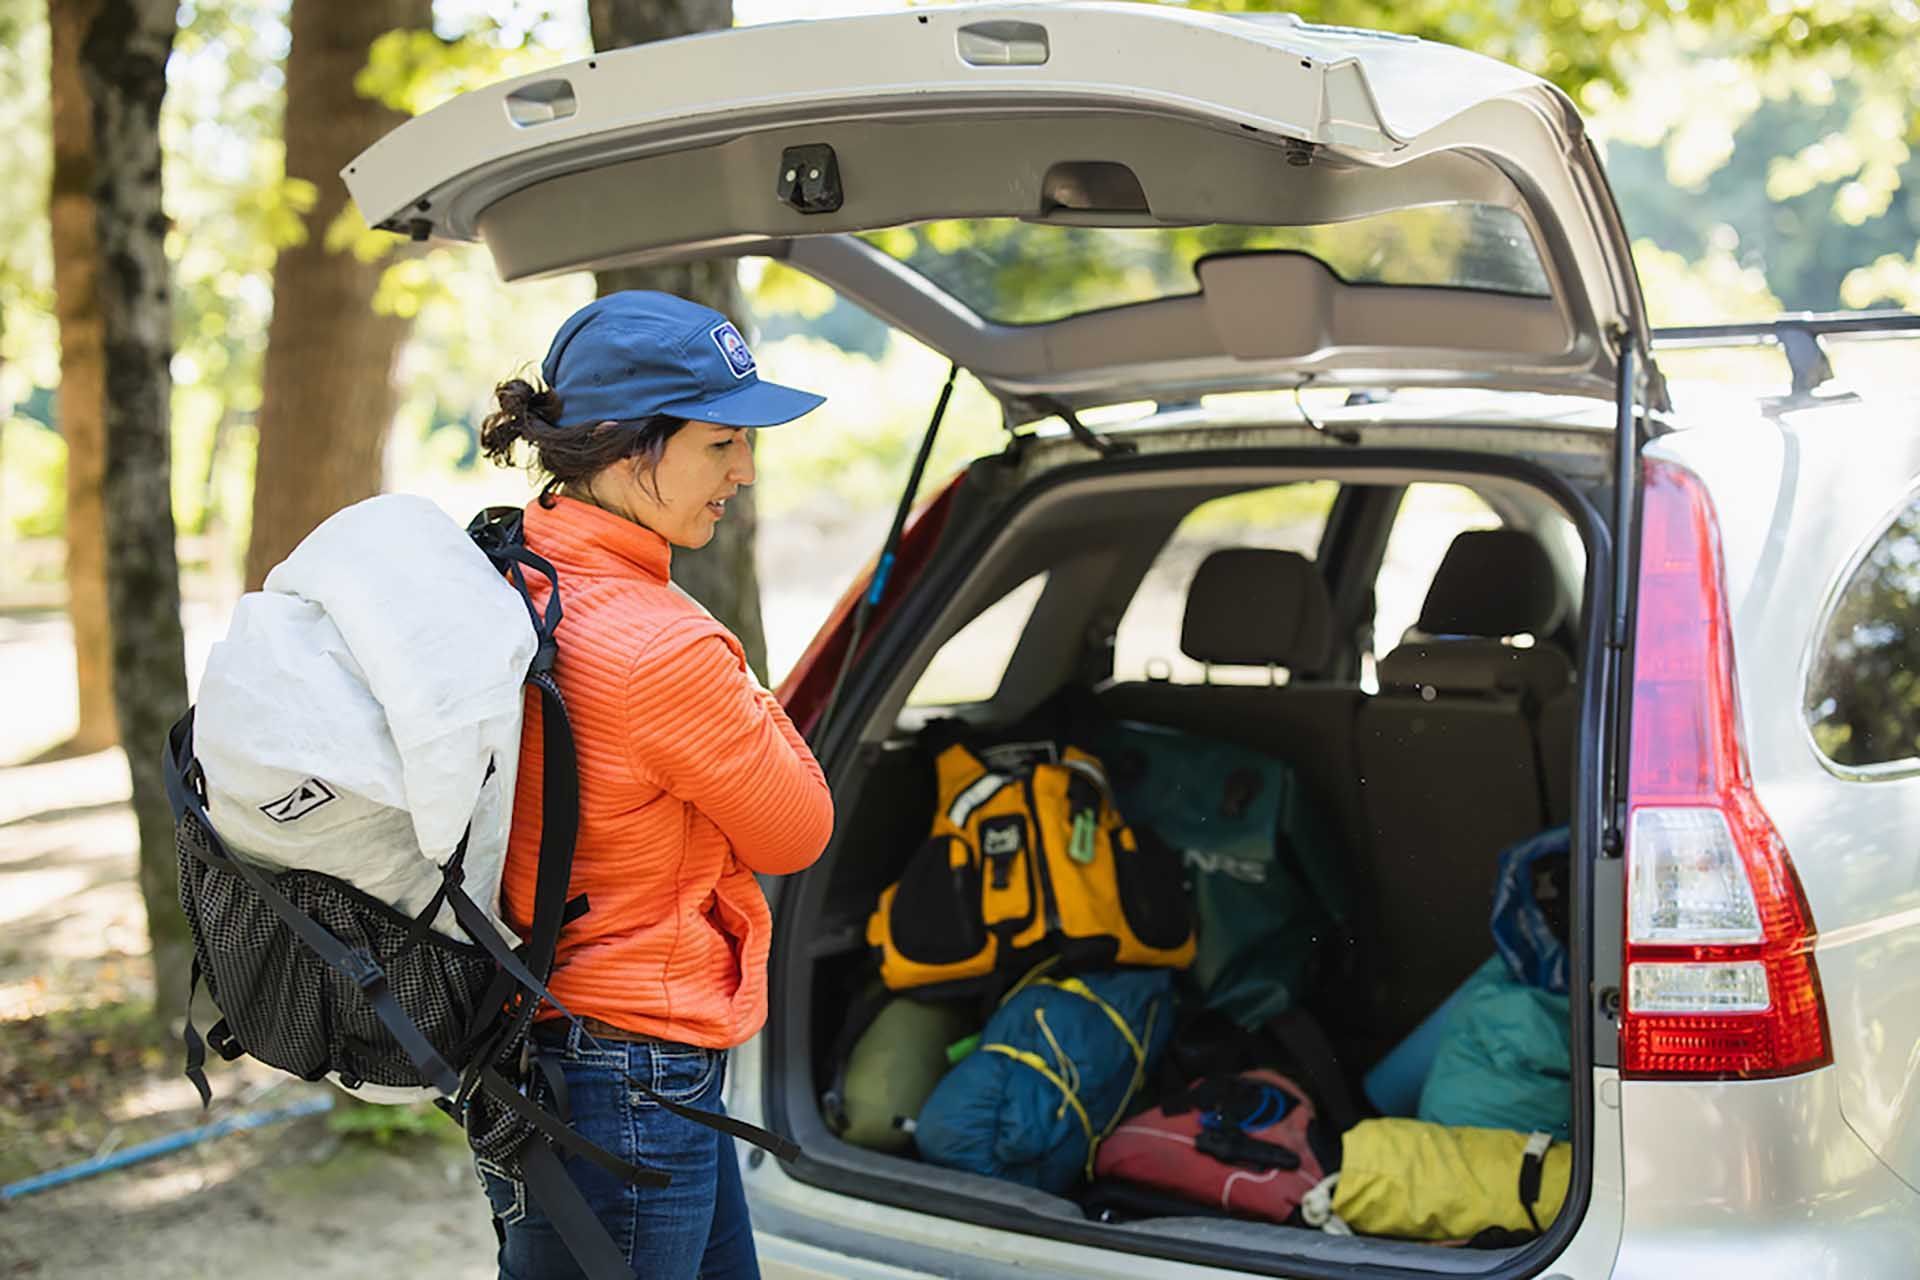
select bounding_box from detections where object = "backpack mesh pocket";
[176,811,500,1090]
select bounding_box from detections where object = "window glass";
[861,205,1551,326]
[1806,496,1920,769]
[1372,483,1503,656]
[907,573,1049,707]
[1112,483,1339,685]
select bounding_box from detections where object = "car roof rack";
[1651,309,1920,409]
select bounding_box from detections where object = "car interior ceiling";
[799,451,1589,1245]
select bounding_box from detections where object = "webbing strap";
[1519,1131,1552,1233]
[182,960,211,1107]
[519,1137,637,1280]
[477,1067,668,1188]
[164,716,462,1098]
[444,884,799,1161]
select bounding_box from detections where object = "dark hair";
[479,377,687,506]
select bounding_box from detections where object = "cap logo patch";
[710,322,756,379]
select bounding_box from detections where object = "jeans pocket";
[636,1046,720,1106]
[475,1156,529,1227]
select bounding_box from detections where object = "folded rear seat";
[1354,530,1575,1039]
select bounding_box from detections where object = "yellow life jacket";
[867,742,1195,993]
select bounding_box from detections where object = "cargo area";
[761,432,1609,1275]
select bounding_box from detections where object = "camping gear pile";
[835,709,1577,1245]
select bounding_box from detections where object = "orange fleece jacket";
[501,495,834,1048]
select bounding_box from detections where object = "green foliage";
[0,0,55,407]
[2,417,67,538]
[355,9,576,117]
[326,1096,465,1147]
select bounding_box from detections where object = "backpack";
[166,497,794,1280]
[1093,1069,1336,1224]
[866,738,1194,995]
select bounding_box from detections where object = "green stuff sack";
[824,995,975,1153]
[1325,1118,1569,1241]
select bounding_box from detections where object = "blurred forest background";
[0,0,1917,1270]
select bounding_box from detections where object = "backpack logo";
[1183,847,1269,885]
[710,322,756,379]
[260,778,337,824]
[981,817,1025,858]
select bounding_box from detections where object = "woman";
[474,290,835,1279]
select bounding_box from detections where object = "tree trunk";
[48,0,118,753]
[77,0,191,1018]
[587,1,768,684]
[242,0,430,591]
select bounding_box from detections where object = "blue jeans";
[476,1022,758,1280]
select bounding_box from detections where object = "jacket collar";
[523,494,672,583]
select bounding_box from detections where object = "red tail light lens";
[1620,460,1830,1079]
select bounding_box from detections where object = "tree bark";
[242,0,430,591]
[48,0,118,753]
[77,0,191,1017]
[587,0,768,684]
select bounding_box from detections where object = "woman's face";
[601,420,755,549]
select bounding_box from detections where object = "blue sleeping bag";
[914,970,1176,1194]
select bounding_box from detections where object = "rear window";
[861,204,1551,326]
[1113,483,1339,685]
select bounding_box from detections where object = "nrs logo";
[1182,848,1268,884]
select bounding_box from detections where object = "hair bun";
[480,377,562,464]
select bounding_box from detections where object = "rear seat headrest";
[1417,529,1563,638]
[1181,548,1333,673]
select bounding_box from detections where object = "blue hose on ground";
[0,1093,335,1203]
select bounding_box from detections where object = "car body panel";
[1646,397,1920,1202]
[1612,1072,1920,1277]
[344,3,1663,411]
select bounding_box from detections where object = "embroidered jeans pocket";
[475,1156,529,1227]
[634,1046,721,1107]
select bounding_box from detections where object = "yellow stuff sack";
[1326,1118,1570,1241]
[867,742,1194,993]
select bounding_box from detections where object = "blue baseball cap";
[538,290,824,429]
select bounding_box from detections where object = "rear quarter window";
[1806,493,1920,771]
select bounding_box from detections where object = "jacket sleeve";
[623,622,834,875]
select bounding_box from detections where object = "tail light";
[1620,460,1830,1079]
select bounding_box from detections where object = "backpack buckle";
[340,948,387,993]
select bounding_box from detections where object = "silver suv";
[355,6,1920,1276]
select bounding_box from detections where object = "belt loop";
[565,1017,586,1056]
